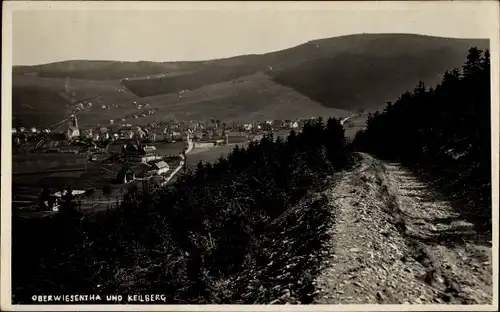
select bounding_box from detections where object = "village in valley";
[11,112,312,218]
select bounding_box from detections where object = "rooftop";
[151,160,168,169]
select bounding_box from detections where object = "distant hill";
[12,33,489,128]
[12,60,204,81]
[271,34,489,112]
[12,75,140,128]
[132,73,351,123]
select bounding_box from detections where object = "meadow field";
[12,153,88,174]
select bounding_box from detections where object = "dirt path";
[314,153,492,304]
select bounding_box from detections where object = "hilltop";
[12,33,488,127]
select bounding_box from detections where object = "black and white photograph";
[1,1,498,310]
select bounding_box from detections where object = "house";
[242,123,253,131]
[132,126,147,139]
[81,129,93,139]
[121,130,134,139]
[31,127,38,133]
[171,131,182,141]
[192,131,203,140]
[143,145,157,154]
[19,127,25,133]
[123,143,158,163]
[150,160,169,175]
[100,132,109,140]
[214,139,225,146]
[116,166,135,184]
[148,133,157,142]
[122,143,142,156]
[260,122,272,131]
[12,128,17,134]
[110,120,115,125]
[52,188,87,199]
[67,126,80,140]
[289,121,299,129]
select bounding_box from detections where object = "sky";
[8,1,498,66]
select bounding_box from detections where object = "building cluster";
[12,114,317,214]
[12,114,314,156]
[114,142,173,184]
[238,119,304,132]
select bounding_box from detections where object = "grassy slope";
[133,73,351,123]
[12,85,71,128]
[12,75,140,128]
[12,34,489,127]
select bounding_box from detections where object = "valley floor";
[314,153,492,304]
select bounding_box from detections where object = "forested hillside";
[353,47,491,231]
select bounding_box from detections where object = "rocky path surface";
[314,153,493,304]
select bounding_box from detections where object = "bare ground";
[314,153,492,304]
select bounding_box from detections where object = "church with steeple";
[66,114,80,141]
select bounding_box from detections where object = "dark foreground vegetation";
[353,47,491,232]
[12,118,351,304]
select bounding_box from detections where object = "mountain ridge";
[13,32,485,68]
[12,33,489,127]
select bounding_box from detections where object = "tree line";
[353,47,491,230]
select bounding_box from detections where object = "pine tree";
[353,47,491,222]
